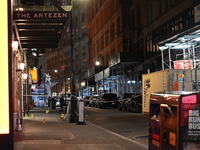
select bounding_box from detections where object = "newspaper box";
[149,91,200,150]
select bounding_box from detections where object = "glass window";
[105,29,109,46]
[111,48,115,56]
[96,39,100,54]
[152,8,194,44]
[110,23,115,42]
[101,35,104,50]
[117,17,121,36]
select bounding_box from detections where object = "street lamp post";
[69,0,78,123]
[96,54,105,93]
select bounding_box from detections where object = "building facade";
[49,0,89,97]
[87,0,144,96]
[86,0,200,96]
[45,0,200,97]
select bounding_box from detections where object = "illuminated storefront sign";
[14,12,69,19]
[30,68,38,84]
[0,1,9,134]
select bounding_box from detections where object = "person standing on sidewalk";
[48,96,51,107]
[59,96,64,111]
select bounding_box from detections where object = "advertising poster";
[180,94,200,150]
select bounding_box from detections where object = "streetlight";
[96,54,105,93]
[68,0,79,123]
[65,0,88,123]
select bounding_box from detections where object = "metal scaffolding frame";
[159,35,200,70]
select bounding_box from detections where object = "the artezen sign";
[14,12,69,19]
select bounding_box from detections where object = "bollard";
[42,119,46,123]
[77,99,86,125]
[61,114,64,118]
[46,110,49,113]
[31,114,35,118]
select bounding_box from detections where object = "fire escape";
[113,0,142,94]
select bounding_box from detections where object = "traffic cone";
[31,114,35,118]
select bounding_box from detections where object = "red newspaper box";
[149,91,200,150]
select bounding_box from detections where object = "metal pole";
[183,48,186,69]
[25,74,28,113]
[182,70,185,91]
[192,45,196,68]
[168,48,172,69]
[44,75,45,106]
[102,56,105,93]
[195,69,198,91]
[22,77,25,117]
[69,2,78,123]
[87,79,89,95]
[65,52,67,104]
[70,5,75,96]
[161,49,164,70]
[116,68,119,96]
[122,64,125,93]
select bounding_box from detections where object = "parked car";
[89,95,99,107]
[125,95,142,113]
[118,93,134,111]
[83,96,90,106]
[98,93,119,109]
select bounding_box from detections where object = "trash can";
[51,98,56,109]
[149,91,200,150]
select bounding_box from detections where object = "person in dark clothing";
[51,97,57,109]
[59,97,64,111]
[48,96,51,107]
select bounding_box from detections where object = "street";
[84,107,149,147]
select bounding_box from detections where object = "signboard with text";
[14,12,69,20]
[180,94,200,149]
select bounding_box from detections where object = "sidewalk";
[14,107,148,150]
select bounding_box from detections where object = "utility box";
[142,69,200,115]
[149,91,200,150]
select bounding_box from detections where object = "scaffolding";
[159,35,200,70]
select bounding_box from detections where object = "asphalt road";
[84,106,149,147]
